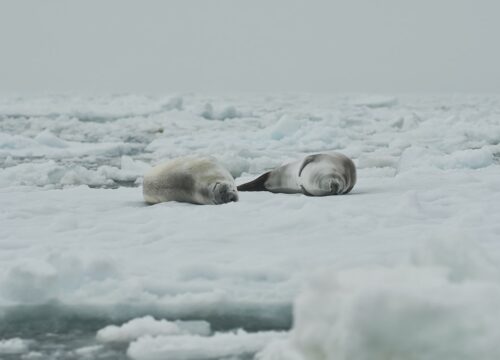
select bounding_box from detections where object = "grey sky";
[1,0,499,94]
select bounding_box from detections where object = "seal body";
[143,156,238,205]
[237,153,356,196]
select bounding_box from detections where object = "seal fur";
[143,156,238,205]
[237,152,356,196]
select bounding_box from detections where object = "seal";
[143,156,238,205]
[237,153,356,196]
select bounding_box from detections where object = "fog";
[1,0,499,94]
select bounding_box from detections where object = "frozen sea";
[1,93,500,360]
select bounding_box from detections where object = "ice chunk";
[163,96,183,111]
[270,115,303,140]
[0,132,37,149]
[200,103,244,120]
[127,329,285,360]
[258,240,500,360]
[2,260,59,303]
[0,338,30,354]
[34,130,68,148]
[97,316,211,343]
[2,255,119,303]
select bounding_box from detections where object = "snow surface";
[127,330,286,360]
[257,239,500,360]
[96,316,211,343]
[1,93,500,359]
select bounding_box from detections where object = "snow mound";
[0,338,30,354]
[258,239,500,360]
[72,345,104,358]
[97,316,211,343]
[200,103,245,120]
[270,115,304,140]
[96,156,151,183]
[127,329,286,360]
[2,254,119,303]
[164,96,184,111]
[34,130,68,148]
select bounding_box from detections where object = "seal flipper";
[237,172,270,192]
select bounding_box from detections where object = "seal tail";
[237,172,270,192]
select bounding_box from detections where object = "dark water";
[0,301,292,359]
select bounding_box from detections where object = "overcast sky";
[1,0,499,94]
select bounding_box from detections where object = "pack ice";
[0,93,499,360]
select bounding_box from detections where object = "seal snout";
[224,191,239,203]
[213,183,239,204]
[318,176,341,195]
[329,179,339,195]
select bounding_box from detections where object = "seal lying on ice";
[143,156,238,205]
[237,153,356,196]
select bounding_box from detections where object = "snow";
[127,330,286,360]
[270,114,305,140]
[1,93,500,359]
[96,316,211,343]
[199,103,247,120]
[257,239,500,360]
[72,345,104,358]
[398,146,495,172]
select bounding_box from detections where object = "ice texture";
[0,338,30,354]
[1,93,500,359]
[258,239,500,360]
[97,316,211,343]
[127,329,286,360]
